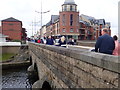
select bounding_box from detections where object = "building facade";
[40,0,111,40]
[79,14,111,40]
[1,17,27,41]
[59,0,79,39]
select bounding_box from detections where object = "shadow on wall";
[41,81,51,90]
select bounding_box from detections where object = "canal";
[2,65,38,89]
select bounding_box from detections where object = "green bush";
[11,39,21,42]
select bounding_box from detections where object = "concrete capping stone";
[0,42,21,46]
[77,41,96,44]
[29,42,120,73]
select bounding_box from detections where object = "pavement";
[67,45,94,51]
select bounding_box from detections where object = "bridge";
[28,42,120,89]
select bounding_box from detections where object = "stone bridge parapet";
[28,42,120,89]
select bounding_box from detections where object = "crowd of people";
[28,35,75,47]
[27,28,120,56]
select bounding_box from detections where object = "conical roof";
[2,17,21,22]
[64,0,75,4]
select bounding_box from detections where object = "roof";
[79,20,90,26]
[51,15,59,23]
[2,17,21,22]
[80,14,95,25]
[46,15,59,27]
[80,14,108,25]
[80,14,95,21]
[46,21,52,27]
[105,22,111,26]
[64,0,75,4]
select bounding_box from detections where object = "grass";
[0,53,15,61]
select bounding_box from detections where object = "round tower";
[59,0,79,39]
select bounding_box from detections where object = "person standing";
[37,38,41,43]
[95,28,115,55]
[67,38,74,45]
[58,36,66,47]
[46,36,54,45]
[112,35,120,56]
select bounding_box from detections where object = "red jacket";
[37,39,41,43]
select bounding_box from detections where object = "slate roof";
[2,17,21,22]
[46,21,51,27]
[80,14,95,21]
[51,15,59,23]
[80,14,107,25]
[79,20,90,26]
[46,15,59,27]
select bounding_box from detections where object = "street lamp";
[35,10,50,38]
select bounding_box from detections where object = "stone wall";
[77,41,95,47]
[1,42,21,54]
[2,46,20,54]
[29,42,120,88]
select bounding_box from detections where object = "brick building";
[45,0,79,40]
[40,0,111,40]
[59,0,79,39]
[79,14,111,40]
[1,17,27,41]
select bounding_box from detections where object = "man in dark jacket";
[95,28,115,55]
[46,36,54,45]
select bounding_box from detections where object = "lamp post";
[35,10,50,38]
[35,0,50,38]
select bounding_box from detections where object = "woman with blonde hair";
[58,36,66,47]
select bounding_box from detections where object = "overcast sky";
[0,0,119,37]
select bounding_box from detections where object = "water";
[2,66,37,89]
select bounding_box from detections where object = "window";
[70,14,73,20]
[70,5,73,11]
[9,23,14,25]
[62,28,66,32]
[64,5,67,11]
[70,14,73,26]
[70,21,73,26]
[75,6,77,11]
[76,15,79,26]
[76,29,79,32]
[62,14,66,26]
[63,5,67,11]
[70,28,74,32]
